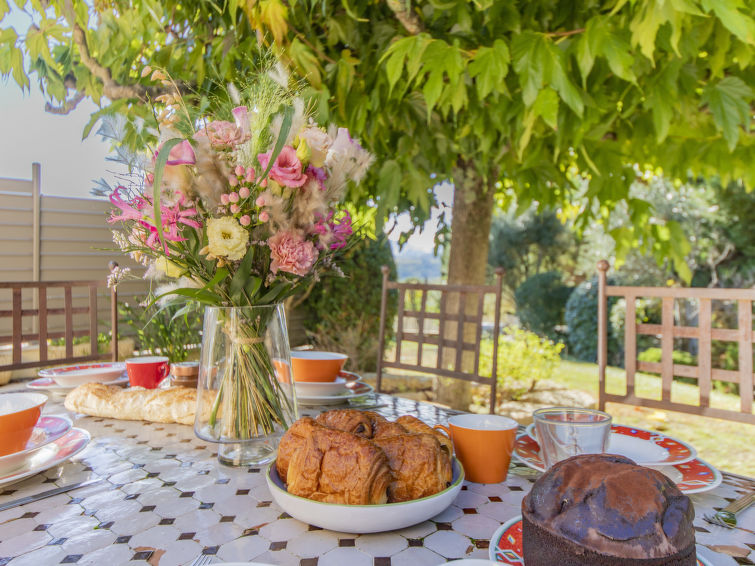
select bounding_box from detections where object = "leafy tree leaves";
[702,76,753,150]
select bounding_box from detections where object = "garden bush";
[637,347,696,366]
[514,271,571,341]
[479,328,565,400]
[302,236,397,373]
[120,301,203,362]
[565,277,622,364]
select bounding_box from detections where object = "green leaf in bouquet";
[229,245,255,301]
[244,277,263,302]
[151,137,186,251]
[153,287,222,306]
[259,105,295,182]
[258,281,290,304]
[203,267,229,291]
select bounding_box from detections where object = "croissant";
[315,409,374,437]
[278,417,393,505]
[396,415,454,456]
[363,411,408,438]
[372,433,453,502]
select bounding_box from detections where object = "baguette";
[64,383,210,425]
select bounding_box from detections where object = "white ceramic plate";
[26,374,129,392]
[0,415,72,474]
[0,428,91,487]
[523,423,696,467]
[489,515,712,565]
[38,362,126,387]
[266,457,464,533]
[296,381,374,406]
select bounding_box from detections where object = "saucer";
[27,374,129,392]
[513,433,721,494]
[524,423,696,467]
[489,516,711,565]
[38,362,126,387]
[296,381,374,406]
[0,416,72,474]
[0,428,91,487]
[294,376,354,397]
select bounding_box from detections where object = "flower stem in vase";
[196,304,297,467]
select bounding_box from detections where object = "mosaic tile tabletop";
[0,383,753,566]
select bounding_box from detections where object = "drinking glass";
[533,407,612,469]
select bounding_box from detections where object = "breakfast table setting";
[0,353,754,566]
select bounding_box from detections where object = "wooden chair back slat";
[698,298,712,409]
[455,291,466,373]
[64,286,73,358]
[661,297,674,403]
[416,290,427,367]
[376,267,505,413]
[739,299,753,414]
[12,288,22,364]
[89,285,98,360]
[38,287,47,362]
[0,277,119,375]
[597,260,755,424]
[624,294,637,398]
[473,292,485,376]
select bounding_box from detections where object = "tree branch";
[72,22,147,101]
[45,90,86,115]
[385,0,424,34]
[545,28,585,38]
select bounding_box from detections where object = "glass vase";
[194,304,298,467]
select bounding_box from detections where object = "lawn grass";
[550,360,755,477]
[385,340,754,477]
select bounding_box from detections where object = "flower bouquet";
[107,69,373,465]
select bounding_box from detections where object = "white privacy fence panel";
[0,164,146,339]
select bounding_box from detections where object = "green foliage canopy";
[1,0,754,281]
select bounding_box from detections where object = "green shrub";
[565,277,621,364]
[515,271,571,340]
[480,328,565,400]
[302,236,398,373]
[637,347,696,365]
[119,301,203,362]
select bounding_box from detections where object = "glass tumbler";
[533,407,612,469]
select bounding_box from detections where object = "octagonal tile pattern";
[0,385,752,566]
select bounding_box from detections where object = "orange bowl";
[291,351,348,382]
[0,392,47,456]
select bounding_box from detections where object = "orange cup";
[0,392,47,456]
[435,414,518,484]
[290,351,348,382]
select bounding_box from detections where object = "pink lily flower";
[108,187,149,224]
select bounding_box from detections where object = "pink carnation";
[202,120,245,148]
[268,231,318,276]
[258,146,307,188]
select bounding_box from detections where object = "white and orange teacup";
[435,414,518,484]
[0,392,47,456]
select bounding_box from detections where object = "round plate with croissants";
[267,409,464,533]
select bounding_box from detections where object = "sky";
[0,78,451,252]
[0,1,448,252]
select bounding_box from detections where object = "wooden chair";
[597,260,754,424]
[376,266,505,413]
[0,272,119,377]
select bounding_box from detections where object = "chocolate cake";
[521,454,696,565]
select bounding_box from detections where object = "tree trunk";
[434,160,497,411]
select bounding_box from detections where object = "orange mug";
[435,414,518,484]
